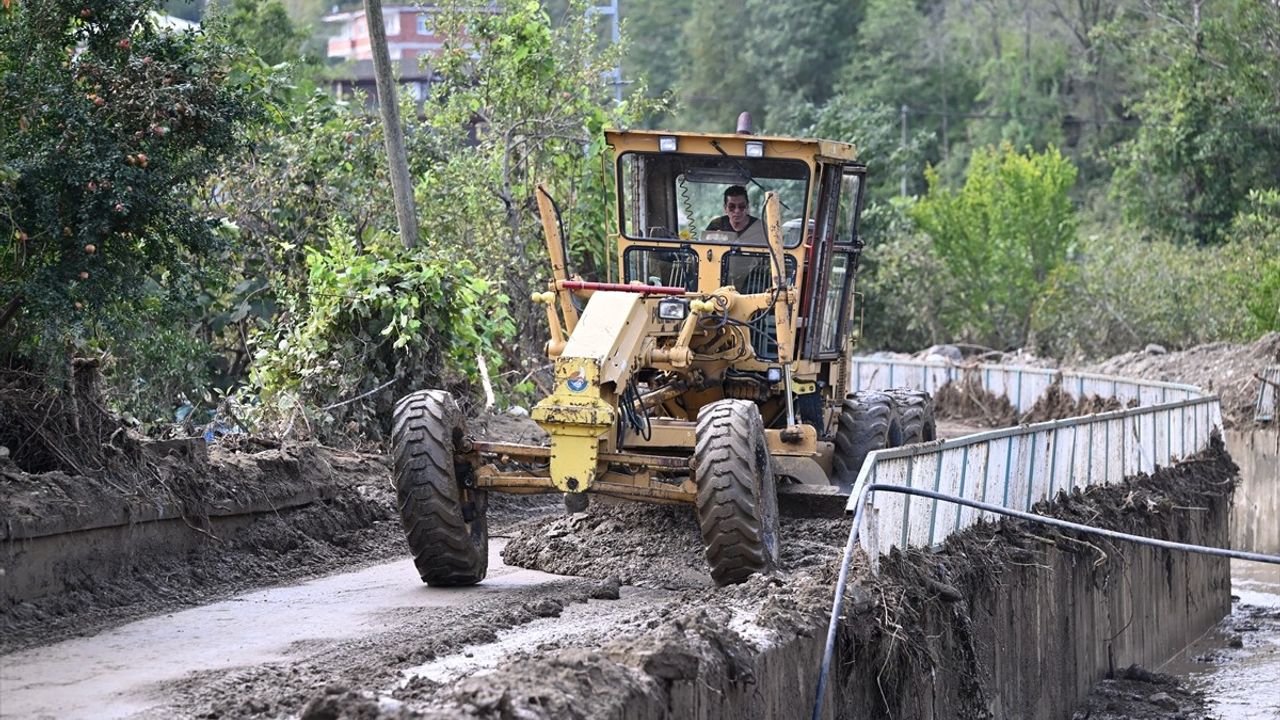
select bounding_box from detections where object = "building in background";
[322,4,444,110]
[323,4,444,63]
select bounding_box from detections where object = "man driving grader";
[390,115,935,587]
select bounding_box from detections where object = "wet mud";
[419,440,1237,720]
[0,399,1244,719]
[933,373,1130,427]
[1071,665,1216,720]
[0,439,555,654]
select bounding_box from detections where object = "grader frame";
[391,121,934,587]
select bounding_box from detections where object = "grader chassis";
[391,118,935,586]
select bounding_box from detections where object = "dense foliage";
[0,0,259,360]
[7,0,1279,447]
[911,144,1077,349]
[209,0,656,440]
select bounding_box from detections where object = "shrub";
[248,225,514,442]
[910,143,1077,349]
[1031,231,1277,359]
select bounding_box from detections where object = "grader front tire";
[391,390,488,586]
[692,399,780,586]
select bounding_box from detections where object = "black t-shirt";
[705,215,759,234]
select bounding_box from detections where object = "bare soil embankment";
[0,431,556,654]
[1085,332,1280,428]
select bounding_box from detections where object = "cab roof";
[605,128,858,163]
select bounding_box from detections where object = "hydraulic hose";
[811,483,1280,720]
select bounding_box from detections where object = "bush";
[1030,224,1279,359]
[856,198,954,351]
[0,0,260,359]
[248,225,514,442]
[1233,190,1280,334]
[909,143,1077,349]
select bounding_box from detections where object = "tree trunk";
[363,0,419,249]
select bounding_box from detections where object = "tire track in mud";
[0,540,671,720]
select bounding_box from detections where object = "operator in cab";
[705,185,758,236]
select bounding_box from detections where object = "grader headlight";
[657,298,688,321]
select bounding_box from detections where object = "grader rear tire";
[832,391,903,485]
[392,390,488,586]
[887,389,936,445]
[692,399,780,586]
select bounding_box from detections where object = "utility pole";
[364,0,419,249]
[900,104,909,198]
[588,0,623,103]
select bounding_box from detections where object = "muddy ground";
[1071,665,1216,720]
[0,434,557,655]
[2,336,1266,718]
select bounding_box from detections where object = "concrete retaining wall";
[636,453,1236,720]
[0,444,370,611]
[1228,427,1280,554]
[831,465,1233,719]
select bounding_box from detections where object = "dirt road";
[0,540,668,719]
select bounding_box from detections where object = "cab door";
[802,164,866,359]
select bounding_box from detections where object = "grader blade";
[777,484,850,518]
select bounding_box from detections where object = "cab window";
[617,152,810,248]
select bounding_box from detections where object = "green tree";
[910,143,1078,349]
[0,0,260,359]
[674,0,762,131]
[1110,0,1280,244]
[810,0,979,198]
[419,0,659,354]
[220,0,660,437]
[1233,190,1280,334]
[209,0,310,67]
[620,0,689,127]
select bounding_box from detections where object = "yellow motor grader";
[391,118,935,586]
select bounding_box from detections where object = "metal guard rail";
[1258,366,1279,423]
[844,358,1222,569]
[850,357,1202,413]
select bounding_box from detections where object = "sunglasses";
[725,202,749,210]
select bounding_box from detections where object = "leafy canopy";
[0,0,261,359]
[911,143,1077,349]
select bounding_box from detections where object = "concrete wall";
[634,453,1237,720]
[1228,428,1280,554]
[831,477,1233,719]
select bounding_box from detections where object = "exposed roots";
[0,359,152,480]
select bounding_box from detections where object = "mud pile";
[1071,665,1215,720]
[1018,379,1129,424]
[933,374,1019,427]
[1085,332,1280,427]
[502,501,852,590]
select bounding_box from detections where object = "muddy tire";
[692,399,780,586]
[832,392,903,485]
[391,390,488,586]
[887,389,936,445]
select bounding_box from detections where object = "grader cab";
[391,118,935,586]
